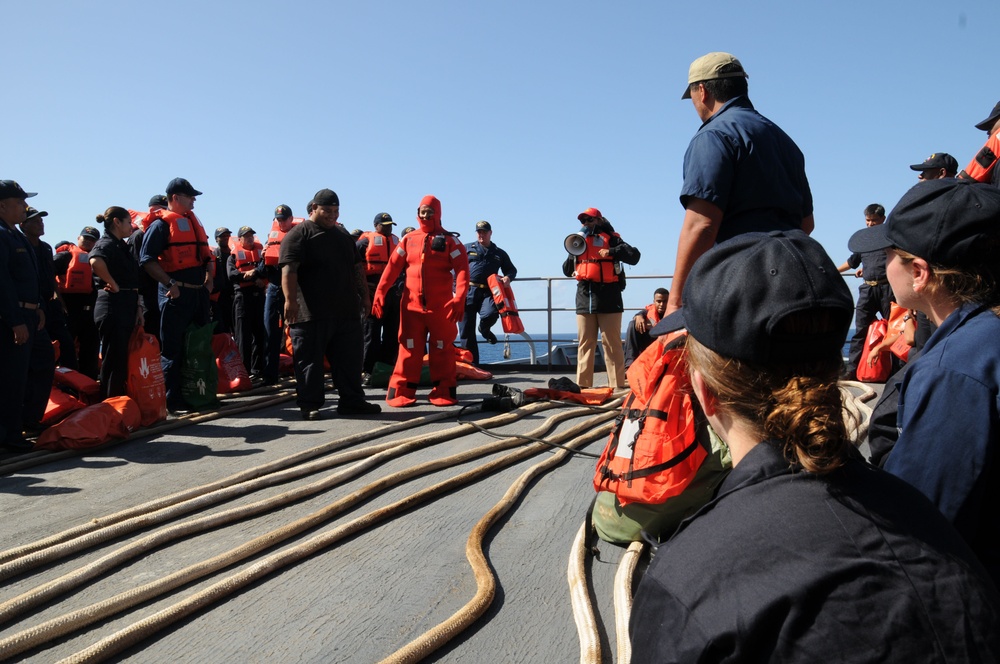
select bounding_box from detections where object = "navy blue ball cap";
[148,194,168,208]
[0,180,36,200]
[974,100,1000,132]
[165,177,202,197]
[650,231,852,364]
[374,212,394,227]
[849,178,1000,266]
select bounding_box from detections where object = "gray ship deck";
[0,370,637,663]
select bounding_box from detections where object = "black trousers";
[64,291,99,379]
[847,283,894,371]
[233,287,266,375]
[95,291,138,400]
[289,317,366,410]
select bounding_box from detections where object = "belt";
[171,281,204,289]
[864,279,888,287]
[112,288,139,292]
[18,301,39,310]
[470,282,489,289]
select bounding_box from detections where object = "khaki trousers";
[576,312,625,388]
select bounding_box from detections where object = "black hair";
[864,204,885,218]
[96,206,130,234]
[698,63,748,102]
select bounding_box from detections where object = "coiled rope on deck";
[0,403,611,662]
[378,406,620,664]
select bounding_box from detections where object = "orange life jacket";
[152,209,212,273]
[228,237,264,288]
[361,231,400,277]
[487,274,524,334]
[574,232,620,284]
[593,339,705,506]
[643,303,662,325]
[958,132,1000,183]
[263,217,303,266]
[55,244,94,294]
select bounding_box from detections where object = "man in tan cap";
[668,52,814,314]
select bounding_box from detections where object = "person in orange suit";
[372,195,469,407]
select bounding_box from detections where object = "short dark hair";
[654,287,669,298]
[864,203,885,218]
[698,63,748,102]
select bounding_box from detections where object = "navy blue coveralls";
[458,241,516,365]
[0,223,54,443]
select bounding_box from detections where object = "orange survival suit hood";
[418,195,443,234]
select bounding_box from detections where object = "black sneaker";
[337,401,382,416]
[301,408,322,421]
[480,326,498,345]
[1,436,34,452]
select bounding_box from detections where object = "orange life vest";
[263,217,303,266]
[228,237,264,288]
[487,274,524,334]
[574,232,620,284]
[958,132,1000,183]
[152,209,212,273]
[361,230,400,277]
[643,303,662,325]
[593,339,705,506]
[55,244,94,294]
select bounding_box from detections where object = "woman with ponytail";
[89,206,142,399]
[629,231,999,662]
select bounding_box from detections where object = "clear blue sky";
[6,0,997,332]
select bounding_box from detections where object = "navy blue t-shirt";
[681,96,813,242]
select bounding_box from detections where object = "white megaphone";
[564,229,588,256]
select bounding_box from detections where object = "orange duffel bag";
[36,396,141,450]
[213,333,251,393]
[41,386,87,427]
[125,327,167,427]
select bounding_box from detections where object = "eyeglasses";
[580,217,597,224]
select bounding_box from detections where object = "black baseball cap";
[848,179,1000,268]
[238,225,255,237]
[148,194,168,208]
[0,180,36,200]
[165,178,202,197]
[80,226,101,241]
[23,206,47,221]
[974,100,1000,132]
[274,204,292,220]
[215,227,232,240]
[476,220,492,232]
[310,189,340,207]
[908,153,958,175]
[650,231,852,364]
[374,212,394,227]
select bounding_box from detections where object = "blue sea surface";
[474,331,855,366]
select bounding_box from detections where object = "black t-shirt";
[91,233,140,291]
[278,220,361,322]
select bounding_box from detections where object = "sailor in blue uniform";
[0,181,55,450]
[458,220,517,365]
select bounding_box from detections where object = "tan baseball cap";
[681,52,748,99]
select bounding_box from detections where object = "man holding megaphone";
[561,208,640,389]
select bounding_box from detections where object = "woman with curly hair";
[629,230,999,662]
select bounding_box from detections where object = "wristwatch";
[167,278,177,287]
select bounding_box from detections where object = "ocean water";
[473,331,855,366]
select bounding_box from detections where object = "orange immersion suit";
[371,195,469,407]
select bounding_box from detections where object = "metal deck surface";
[0,370,634,663]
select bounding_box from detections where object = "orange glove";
[371,293,384,320]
